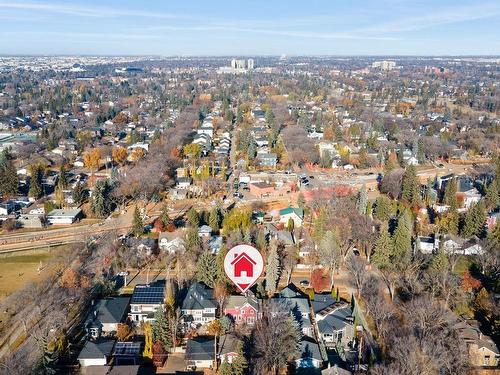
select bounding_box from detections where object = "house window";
[484,356,490,366]
[241,310,245,315]
[237,315,242,321]
[131,305,140,312]
[247,317,254,325]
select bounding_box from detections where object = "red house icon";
[231,252,257,278]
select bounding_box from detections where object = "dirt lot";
[0,253,52,301]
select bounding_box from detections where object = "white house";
[158,232,186,254]
[46,208,82,225]
[278,207,304,228]
[129,282,165,323]
[181,282,217,326]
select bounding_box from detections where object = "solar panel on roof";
[114,342,142,356]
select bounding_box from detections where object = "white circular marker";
[224,244,264,293]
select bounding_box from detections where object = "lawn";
[0,253,53,301]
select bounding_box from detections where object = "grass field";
[0,253,53,301]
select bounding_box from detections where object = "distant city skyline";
[0,0,499,56]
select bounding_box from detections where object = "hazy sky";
[0,0,499,56]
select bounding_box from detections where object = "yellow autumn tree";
[112,146,128,165]
[83,148,101,173]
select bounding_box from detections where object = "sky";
[0,0,499,56]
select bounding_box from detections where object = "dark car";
[299,280,310,287]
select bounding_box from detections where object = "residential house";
[176,177,192,189]
[416,235,439,254]
[77,339,116,367]
[158,232,186,254]
[256,153,278,168]
[85,297,130,338]
[129,282,165,323]
[125,238,157,258]
[311,293,337,315]
[295,336,325,369]
[218,334,242,364]
[186,336,215,370]
[316,305,354,348]
[455,319,500,369]
[181,282,217,327]
[279,207,304,228]
[223,292,260,326]
[457,179,482,209]
[277,284,314,336]
[441,235,483,255]
[265,223,295,246]
[208,235,223,254]
[198,225,213,238]
[46,208,82,225]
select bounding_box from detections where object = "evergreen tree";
[484,180,499,211]
[401,165,420,206]
[392,209,413,262]
[356,185,368,215]
[265,241,280,294]
[91,180,112,218]
[219,360,232,375]
[374,195,392,221]
[186,207,199,227]
[443,178,458,210]
[152,306,172,350]
[297,192,306,210]
[159,205,170,225]
[429,248,449,274]
[0,153,18,197]
[209,207,220,232]
[255,229,267,251]
[186,226,201,250]
[424,177,435,205]
[372,224,394,265]
[28,164,43,199]
[197,251,218,288]
[461,201,487,238]
[132,205,144,236]
[58,165,68,189]
[232,340,248,375]
[366,200,373,217]
[73,182,86,205]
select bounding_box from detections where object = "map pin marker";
[224,244,264,293]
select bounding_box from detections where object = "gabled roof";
[130,282,165,305]
[279,207,304,219]
[279,283,306,298]
[225,291,259,311]
[219,334,242,356]
[89,297,130,325]
[317,307,353,333]
[311,293,337,314]
[186,337,215,360]
[181,282,216,310]
[78,338,116,360]
[297,336,324,362]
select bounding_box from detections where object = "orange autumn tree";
[84,148,101,173]
[311,268,330,292]
[461,270,482,293]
